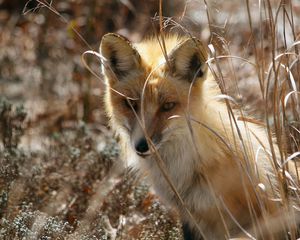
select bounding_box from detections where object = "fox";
[99,33,299,239]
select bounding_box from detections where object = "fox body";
[100,33,298,239]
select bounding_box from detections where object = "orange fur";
[100,33,299,239]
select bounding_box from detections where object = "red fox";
[100,33,299,239]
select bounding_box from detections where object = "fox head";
[100,33,208,157]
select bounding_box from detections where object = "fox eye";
[161,102,176,112]
[124,98,138,111]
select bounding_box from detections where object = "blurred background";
[0,0,299,239]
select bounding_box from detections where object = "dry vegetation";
[0,0,299,239]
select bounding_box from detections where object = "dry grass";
[99,0,300,238]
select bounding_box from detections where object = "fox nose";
[135,138,149,155]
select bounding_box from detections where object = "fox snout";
[131,124,162,157]
[134,137,150,156]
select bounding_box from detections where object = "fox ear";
[100,33,141,82]
[168,38,208,83]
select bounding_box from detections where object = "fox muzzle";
[134,137,151,157]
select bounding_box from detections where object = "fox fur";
[100,33,299,239]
